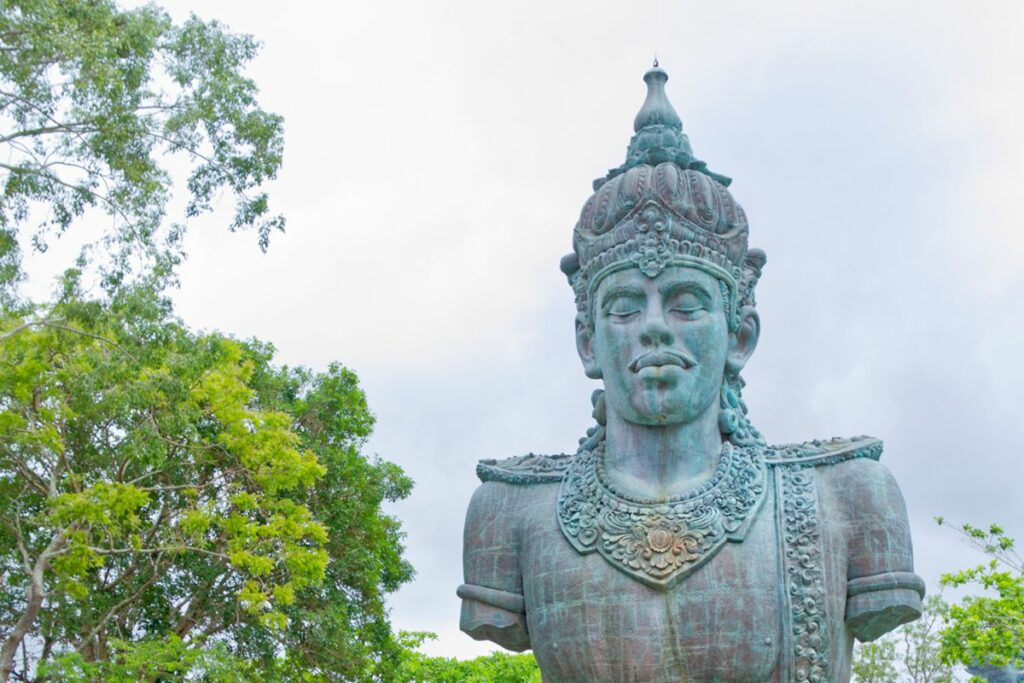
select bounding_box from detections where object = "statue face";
[579,265,735,427]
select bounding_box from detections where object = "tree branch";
[0,528,68,683]
[0,122,93,145]
[0,162,136,229]
[0,318,60,343]
[74,561,161,654]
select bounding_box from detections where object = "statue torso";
[460,437,922,683]
[519,480,787,682]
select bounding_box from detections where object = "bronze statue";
[458,64,923,682]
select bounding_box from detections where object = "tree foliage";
[899,596,959,683]
[853,638,899,683]
[392,633,541,683]
[937,519,1024,674]
[0,2,421,680]
[0,0,285,302]
[0,277,412,681]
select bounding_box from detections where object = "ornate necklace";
[557,438,767,590]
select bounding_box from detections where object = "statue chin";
[615,400,693,427]
[607,381,719,428]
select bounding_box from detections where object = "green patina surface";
[459,64,923,683]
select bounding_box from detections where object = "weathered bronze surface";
[458,64,923,682]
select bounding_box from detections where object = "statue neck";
[602,401,723,501]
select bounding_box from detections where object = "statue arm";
[458,481,531,652]
[833,457,925,642]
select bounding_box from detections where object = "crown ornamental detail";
[561,64,767,327]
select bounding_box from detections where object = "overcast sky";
[21,0,1024,660]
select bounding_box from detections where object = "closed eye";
[605,299,642,318]
[607,308,640,320]
[667,291,708,317]
[601,289,644,320]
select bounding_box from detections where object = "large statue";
[457,64,924,682]
[968,662,1024,683]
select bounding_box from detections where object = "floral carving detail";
[636,205,668,233]
[631,234,672,278]
[765,435,882,467]
[628,204,674,277]
[557,439,766,590]
[477,452,574,485]
[605,513,705,579]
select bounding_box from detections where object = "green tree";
[0,277,412,682]
[252,348,414,681]
[937,519,1024,673]
[0,1,417,680]
[0,0,285,303]
[900,596,958,683]
[853,638,899,683]
[393,633,542,683]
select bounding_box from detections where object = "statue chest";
[519,483,784,683]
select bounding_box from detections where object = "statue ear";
[726,306,760,375]
[576,315,603,379]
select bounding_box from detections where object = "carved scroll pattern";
[778,465,829,682]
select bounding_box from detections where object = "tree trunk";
[0,531,66,683]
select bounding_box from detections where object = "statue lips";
[629,350,696,373]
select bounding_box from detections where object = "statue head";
[561,65,767,442]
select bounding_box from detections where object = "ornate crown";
[561,64,766,327]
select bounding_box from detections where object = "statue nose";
[639,313,674,347]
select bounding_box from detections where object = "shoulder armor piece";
[476,452,574,485]
[764,435,882,467]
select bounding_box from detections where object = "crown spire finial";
[592,63,731,190]
[633,63,682,133]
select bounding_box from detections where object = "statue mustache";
[629,349,696,372]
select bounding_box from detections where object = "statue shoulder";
[475,452,575,485]
[464,452,571,545]
[765,434,922,642]
[765,435,904,516]
[764,435,883,468]
[766,435,904,518]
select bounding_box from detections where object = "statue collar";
[556,437,768,590]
